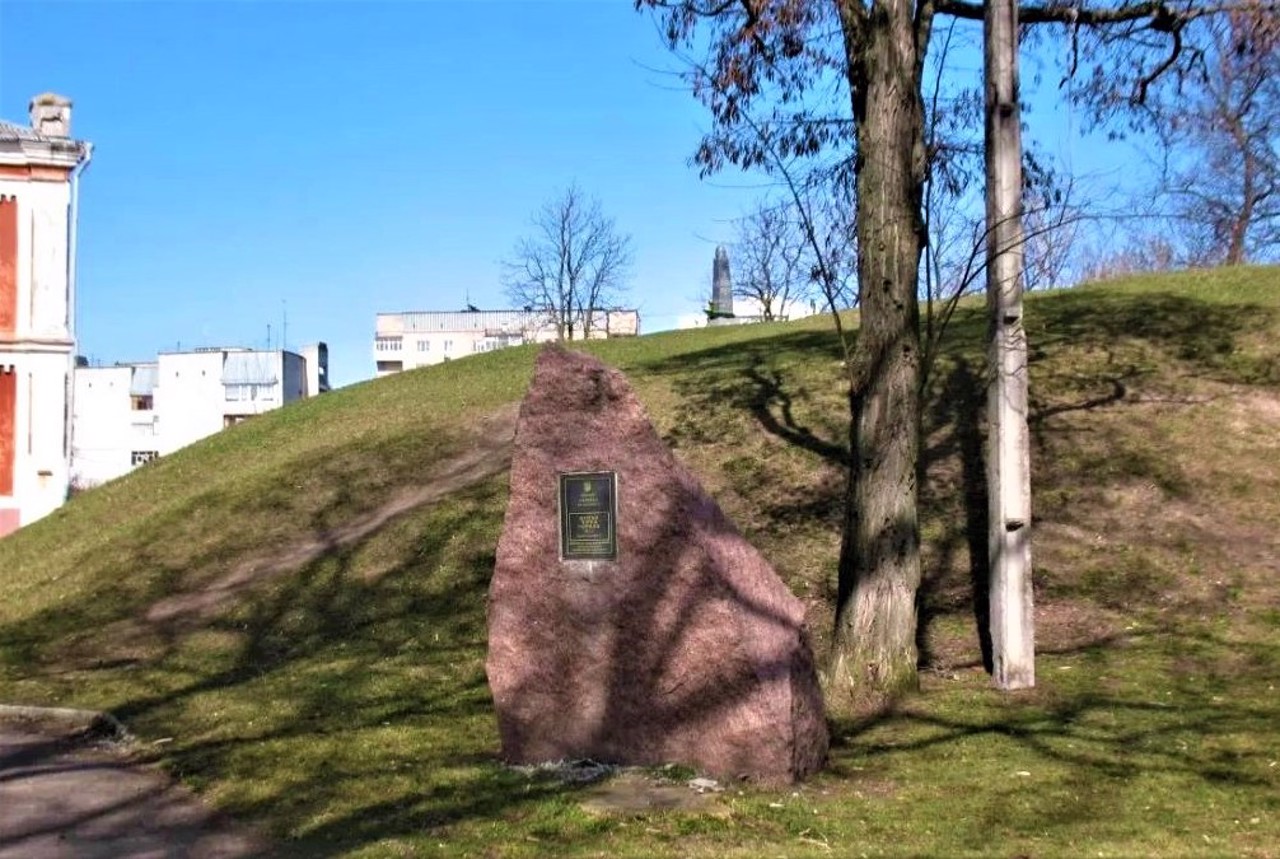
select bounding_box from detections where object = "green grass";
[2,266,1279,857]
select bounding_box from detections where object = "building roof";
[0,119,45,142]
[155,346,301,359]
[0,117,90,164]
[222,351,279,385]
[376,308,639,336]
[380,310,543,334]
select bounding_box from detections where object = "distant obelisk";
[710,246,734,319]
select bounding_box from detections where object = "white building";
[373,308,639,377]
[71,345,328,488]
[0,94,92,537]
[677,295,821,330]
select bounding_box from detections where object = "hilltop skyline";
[0,0,1142,387]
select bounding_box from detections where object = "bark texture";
[830,0,927,700]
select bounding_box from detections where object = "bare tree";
[1079,231,1180,281]
[732,197,815,320]
[1022,189,1082,290]
[1154,2,1279,264]
[640,0,1239,708]
[503,186,633,340]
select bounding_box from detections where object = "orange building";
[0,94,92,536]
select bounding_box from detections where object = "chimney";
[29,93,72,138]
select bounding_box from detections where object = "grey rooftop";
[0,119,47,142]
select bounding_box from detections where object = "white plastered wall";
[0,175,75,527]
[0,177,72,341]
[0,349,73,523]
[155,352,227,454]
[71,366,137,487]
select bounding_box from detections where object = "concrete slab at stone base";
[578,774,733,817]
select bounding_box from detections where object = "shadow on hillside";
[1029,288,1276,381]
[2,287,1275,854]
[637,289,1277,673]
[638,328,849,523]
[0,426,600,854]
[0,408,826,855]
[1021,290,1275,536]
[917,356,993,673]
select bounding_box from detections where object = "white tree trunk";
[983,0,1035,690]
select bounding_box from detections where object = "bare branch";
[936,0,1225,27]
[502,186,634,340]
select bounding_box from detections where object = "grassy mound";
[2,266,1278,857]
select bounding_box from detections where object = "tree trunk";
[830,0,926,703]
[984,0,1035,690]
[1226,126,1255,266]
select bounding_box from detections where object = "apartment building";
[71,344,328,488]
[373,308,640,376]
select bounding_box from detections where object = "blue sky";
[0,1,1138,387]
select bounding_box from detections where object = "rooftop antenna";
[267,323,272,351]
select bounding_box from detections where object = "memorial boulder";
[486,345,827,784]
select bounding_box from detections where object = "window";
[443,339,453,352]
[225,383,274,402]
[131,450,158,466]
[130,394,153,411]
[375,337,403,352]
[417,340,430,352]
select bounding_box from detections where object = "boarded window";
[0,196,17,335]
[0,367,14,495]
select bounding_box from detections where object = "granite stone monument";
[486,345,827,784]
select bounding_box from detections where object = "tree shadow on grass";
[124,287,1278,852]
[0,425,604,855]
[2,285,1276,855]
[146,484,565,854]
[1,377,833,856]
[636,288,1277,674]
[829,620,1280,778]
[1029,288,1278,384]
[918,289,1275,667]
[637,329,850,528]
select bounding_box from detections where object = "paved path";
[0,725,270,858]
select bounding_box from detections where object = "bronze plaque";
[559,471,618,561]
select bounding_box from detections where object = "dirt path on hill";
[146,402,521,628]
